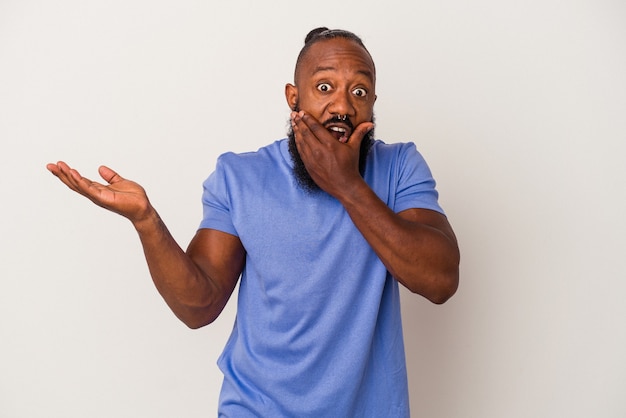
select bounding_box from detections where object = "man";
[47,27,459,417]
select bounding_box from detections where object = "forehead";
[296,38,376,85]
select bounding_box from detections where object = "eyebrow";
[311,65,375,81]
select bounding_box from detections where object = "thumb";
[98,165,123,184]
[348,122,375,149]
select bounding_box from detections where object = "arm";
[333,184,459,303]
[46,162,245,327]
[290,113,459,303]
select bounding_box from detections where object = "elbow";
[173,305,221,330]
[406,236,460,304]
[183,318,210,330]
[427,268,459,304]
[428,247,460,304]
[181,313,217,330]
[173,286,232,329]
[427,279,458,304]
[405,265,459,304]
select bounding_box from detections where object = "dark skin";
[46,37,459,329]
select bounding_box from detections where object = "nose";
[328,89,355,117]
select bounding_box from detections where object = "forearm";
[132,209,227,327]
[337,180,460,303]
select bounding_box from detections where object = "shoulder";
[207,139,292,193]
[212,139,288,180]
[369,140,427,164]
[368,140,432,178]
[216,139,285,167]
[365,139,442,213]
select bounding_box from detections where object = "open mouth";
[328,125,351,143]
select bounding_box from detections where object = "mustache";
[292,102,357,131]
[322,115,354,131]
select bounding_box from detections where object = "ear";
[285,83,298,111]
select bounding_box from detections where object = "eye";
[352,87,367,97]
[317,83,332,92]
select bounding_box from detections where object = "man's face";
[285,38,377,192]
[286,38,377,136]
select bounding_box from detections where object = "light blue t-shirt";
[199,138,443,417]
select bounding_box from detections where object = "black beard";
[287,119,375,194]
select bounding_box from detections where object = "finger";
[347,121,375,150]
[98,165,123,185]
[46,160,71,177]
[291,111,317,159]
[47,161,84,193]
[60,162,89,190]
[298,112,335,145]
[292,111,333,147]
[291,111,309,141]
[46,162,61,176]
[58,162,109,200]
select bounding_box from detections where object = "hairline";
[294,32,376,85]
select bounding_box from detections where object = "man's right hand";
[46,161,153,226]
[46,161,245,328]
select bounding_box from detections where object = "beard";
[287,114,375,194]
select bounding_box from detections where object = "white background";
[1,1,625,417]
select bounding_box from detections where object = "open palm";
[46,161,152,224]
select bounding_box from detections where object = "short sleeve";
[393,143,444,215]
[198,154,239,236]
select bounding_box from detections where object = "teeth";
[330,126,346,133]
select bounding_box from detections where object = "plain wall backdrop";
[1,1,625,417]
